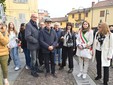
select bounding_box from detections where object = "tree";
[0,0,6,12]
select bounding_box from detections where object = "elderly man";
[25,13,40,77]
[54,22,62,66]
[39,18,58,78]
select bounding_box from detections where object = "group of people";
[0,13,113,85]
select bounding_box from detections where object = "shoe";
[51,73,57,78]
[31,71,39,77]
[37,68,43,73]
[58,63,61,66]
[25,66,29,70]
[15,67,20,71]
[82,74,87,79]
[4,79,9,85]
[95,76,101,80]
[45,73,50,77]
[77,73,83,77]
[59,66,64,70]
[68,69,73,73]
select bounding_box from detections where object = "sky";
[38,0,104,18]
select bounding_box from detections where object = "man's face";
[40,24,45,28]
[45,22,51,29]
[54,25,59,29]
[31,14,38,22]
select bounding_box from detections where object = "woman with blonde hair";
[93,23,113,85]
[76,21,93,79]
[8,22,21,71]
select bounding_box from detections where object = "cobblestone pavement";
[75,56,113,85]
[13,66,76,85]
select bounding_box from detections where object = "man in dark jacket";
[39,18,58,78]
[25,13,40,77]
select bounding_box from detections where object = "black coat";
[60,31,76,49]
[39,27,58,53]
[18,30,27,49]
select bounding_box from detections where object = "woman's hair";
[20,23,26,32]
[81,21,90,31]
[66,22,73,32]
[99,22,110,35]
[8,22,17,35]
[1,23,7,29]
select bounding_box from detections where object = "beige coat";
[93,32,113,67]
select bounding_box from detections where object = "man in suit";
[25,13,40,77]
[39,18,58,78]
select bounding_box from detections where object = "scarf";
[30,19,38,30]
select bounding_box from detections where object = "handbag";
[66,38,73,47]
[80,31,92,59]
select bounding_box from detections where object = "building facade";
[51,16,68,28]
[5,0,38,31]
[38,9,49,22]
[67,0,113,29]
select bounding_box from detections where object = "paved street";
[7,53,113,85]
[8,53,76,85]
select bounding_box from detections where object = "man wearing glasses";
[25,13,40,77]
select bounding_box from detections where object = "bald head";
[31,13,38,22]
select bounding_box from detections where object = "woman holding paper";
[76,21,93,79]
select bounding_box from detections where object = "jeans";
[23,47,31,68]
[10,47,21,67]
[30,50,39,72]
[54,48,62,64]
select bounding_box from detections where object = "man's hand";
[48,46,54,51]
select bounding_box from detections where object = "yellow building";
[67,0,113,29]
[67,8,90,30]
[5,0,38,30]
[91,0,113,27]
[51,17,68,28]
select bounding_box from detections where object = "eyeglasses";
[32,16,38,18]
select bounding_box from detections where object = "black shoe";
[45,73,50,77]
[95,76,101,80]
[51,73,57,78]
[36,68,43,73]
[31,72,39,77]
[58,63,61,66]
[68,69,73,73]
[59,66,64,70]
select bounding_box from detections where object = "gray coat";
[25,21,40,50]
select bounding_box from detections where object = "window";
[100,11,105,17]
[85,13,88,17]
[79,13,81,20]
[72,14,74,19]
[19,13,26,23]
[13,0,28,3]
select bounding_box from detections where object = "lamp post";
[105,9,109,22]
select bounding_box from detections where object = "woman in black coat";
[59,22,75,73]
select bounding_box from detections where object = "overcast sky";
[38,0,104,18]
